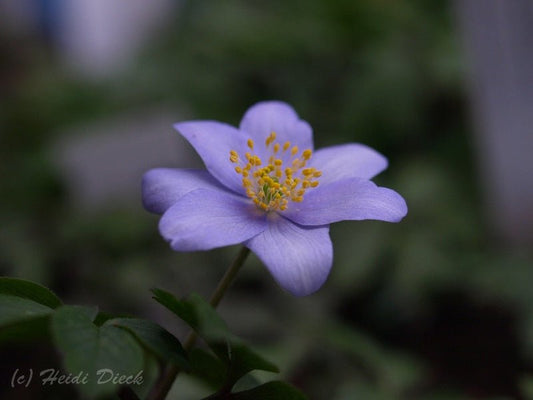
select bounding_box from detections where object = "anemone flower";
[142,101,407,296]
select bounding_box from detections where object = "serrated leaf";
[228,381,307,400]
[105,318,189,370]
[0,277,62,308]
[52,306,144,398]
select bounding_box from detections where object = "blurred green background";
[1,0,532,399]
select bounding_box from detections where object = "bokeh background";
[1,1,532,399]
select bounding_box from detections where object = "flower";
[142,101,407,296]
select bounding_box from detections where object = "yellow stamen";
[229,136,321,212]
[265,132,277,146]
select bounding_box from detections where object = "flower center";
[229,132,321,212]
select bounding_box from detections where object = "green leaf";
[93,311,118,326]
[0,277,62,308]
[69,305,99,321]
[52,305,144,397]
[212,341,279,384]
[152,289,278,386]
[152,289,230,341]
[105,317,189,370]
[0,294,53,342]
[189,347,228,389]
[209,381,307,400]
[0,294,53,326]
[0,316,51,342]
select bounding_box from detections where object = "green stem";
[147,246,251,400]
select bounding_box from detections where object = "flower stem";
[147,246,251,400]
[208,246,251,308]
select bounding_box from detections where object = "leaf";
[69,305,99,321]
[152,289,230,341]
[0,294,53,326]
[0,277,62,308]
[52,306,144,397]
[93,311,119,326]
[0,294,53,342]
[105,318,189,370]
[0,316,51,342]
[189,347,228,389]
[152,289,279,386]
[208,381,307,400]
[212,342,279,384]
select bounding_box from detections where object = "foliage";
[0,278,304,399]
[1,0,532,399]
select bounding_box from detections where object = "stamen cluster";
[230,132,321,211]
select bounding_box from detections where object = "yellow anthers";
[229,135,321,212]
[265,132,277,146]
[229,150,239,163]
[250,155,261,166]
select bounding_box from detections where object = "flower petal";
[284,178,408,225]
[159,188,267,251]
[245,216,332,296]
[310,143,388,184]
[142,168,224,214]
[239,101,314,151]
[175,121,248,195]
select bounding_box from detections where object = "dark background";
[1,1,532,399]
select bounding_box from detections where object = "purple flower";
[142,101,407,296]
